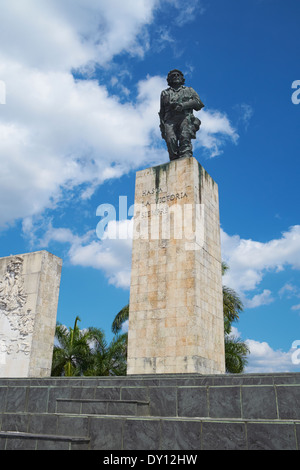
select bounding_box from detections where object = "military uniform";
[159,85,204,160]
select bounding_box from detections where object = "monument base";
[127,157,225,375]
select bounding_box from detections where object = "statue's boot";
[179,139,193,158]
[167,138,180,161]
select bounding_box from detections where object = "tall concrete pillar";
[127,157,225,374]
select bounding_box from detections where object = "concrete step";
[0,430,90,450]
[1,372,300,387]
[0,411,299,450]
[1,373,300,450]
[55,398,150,416]
[1,381,299,420]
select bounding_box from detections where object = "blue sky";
[0,0,300,372]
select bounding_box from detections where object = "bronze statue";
[159,69,204,161]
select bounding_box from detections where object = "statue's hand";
[174,103,183,112]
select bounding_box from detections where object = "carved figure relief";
[0,257,27,313]
[0,257,33,357]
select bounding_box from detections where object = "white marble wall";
[0,251,62,377]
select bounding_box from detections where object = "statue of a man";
[159,69,204,161]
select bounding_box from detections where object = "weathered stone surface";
[0,251,62,377]
[127,156,225,374]
[1,374,300,450]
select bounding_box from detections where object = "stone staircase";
[0,372,300,450]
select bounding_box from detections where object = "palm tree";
[112,304,129,335]
[225,333,249,373]
[85,327,127,376]
[222,262,249,372]
[51,316,92,376]
[52,317,128,377]
[222,262,243,328]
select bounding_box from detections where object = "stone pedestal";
[127,156,225,375]
[0,251,62,377]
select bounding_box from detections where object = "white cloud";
[0,0,239,232]
[0,63,165,227]
[228,327,299,373]
[165,0,205,26]
[245,338,299,373]
[0,69,238,228]
[225,326,299,373]
[234,103,254,131]
[195,109,239,157]
[291,304,300,312]
[36,220,133,289]
[244,289,274,308]
[279,283,298,297]
[221,225,300,298]
[0,0,159,71]
[121,319,129,333]
[68,231,133,289]
[226,325,241,341]
[0,0,163,228]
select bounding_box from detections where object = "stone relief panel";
[0,256,33,358]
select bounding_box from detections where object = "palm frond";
[112,304,129,334]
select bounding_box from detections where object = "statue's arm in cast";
[174,89,205,113]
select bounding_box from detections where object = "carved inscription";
[142,186,188,210]
[0,339,31,356]
[136,183,204,248]
[142,187,163,197]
